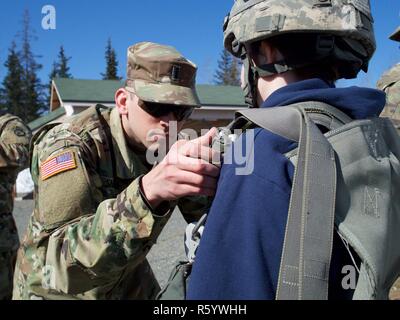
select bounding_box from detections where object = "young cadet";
[188,0,399,300]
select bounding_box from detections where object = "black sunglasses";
[138,100,194,122]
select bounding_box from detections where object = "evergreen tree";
[19,10,45,122]
[0,42,24,116]
[101,38,121,80]
[48,46,72,97]
[214,49,232,85]
[229,57,241,87]
[57,46,72,78]
[214,49,241,86]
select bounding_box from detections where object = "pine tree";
[19,10,45,122]
[57,46,72,78]
[229,57,241,87]
[101,38,121,80]
[0,42,24,116]
[214,49,241,86]
[214,49,232,85]
[48,46,72,97]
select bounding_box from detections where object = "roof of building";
[28,107,66,131]
[29,79,247,130]
[53,78,246,107]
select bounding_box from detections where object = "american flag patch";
[41,151,77,181]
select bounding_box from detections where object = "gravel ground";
[13,200,187,289]
[13,200,34,242]
[12,200,400,299]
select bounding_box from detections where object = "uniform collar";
[110,108,149,179]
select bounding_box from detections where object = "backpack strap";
[236,101,352,141]
[93,105,116,191]
[236,101,343,300]
[29,122,61,176]
[29,106,117,193]
[69,104,116,194]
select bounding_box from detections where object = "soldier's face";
[116,88,184,151]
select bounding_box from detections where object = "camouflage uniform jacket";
[12,105,207,300]
[0,113,31,299]
[377,63,400,128]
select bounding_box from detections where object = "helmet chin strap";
[241,56,295,108]
[239,34,341,108]
[240,45,260,108]
[253,59,295,77]
[240,34,339,108]
[242,57,258,108]
[240,44,300,108]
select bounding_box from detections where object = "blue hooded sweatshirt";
[186,78,386,300]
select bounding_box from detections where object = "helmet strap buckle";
[316,35,335,56]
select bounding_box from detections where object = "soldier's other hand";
[141,128,221,209]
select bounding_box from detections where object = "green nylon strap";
[253,61,294,78]
[236,101,352,141]
[93,105,117,195]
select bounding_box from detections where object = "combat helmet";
[223,0,376,106]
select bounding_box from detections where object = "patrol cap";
[389,27,400,42]
[126,42,201,107]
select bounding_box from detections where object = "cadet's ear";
[115,88,129,116]
[258,40,283,65]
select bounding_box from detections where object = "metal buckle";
[184,214,207,262]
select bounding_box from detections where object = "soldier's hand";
[141,128,220,209]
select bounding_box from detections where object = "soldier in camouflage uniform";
[12,42,219,300]
[0,113,31,300]
[377,27,400,131]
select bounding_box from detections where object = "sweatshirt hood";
[262,78,386,120]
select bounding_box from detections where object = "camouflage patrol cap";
[126,42,201,107]
[390,27,400,42]
[224,0,376,75]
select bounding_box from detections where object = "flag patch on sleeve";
[41,151,77,181]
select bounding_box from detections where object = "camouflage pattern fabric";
[223,0,376,61]
[12,106,208,300]
[377,65,400,132]
[390,278,400,300]
[379,26,400,299]
[223,0,376,107]
[125,42,201,107]
[0,114,31,300]
[372,25,399,132]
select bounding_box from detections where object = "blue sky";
[0,0,399,90]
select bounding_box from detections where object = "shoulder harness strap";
[235,101,351,300]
